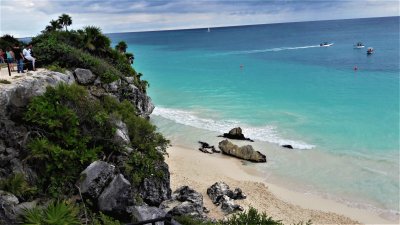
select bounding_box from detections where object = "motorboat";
[354,42,365,48]
[320,42,333,47]
[367,47,374,55]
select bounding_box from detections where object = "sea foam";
[153,107,315,150]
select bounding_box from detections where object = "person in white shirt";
[23,44,35,71]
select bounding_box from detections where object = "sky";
[0,0,399,37]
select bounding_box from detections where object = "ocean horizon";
[109,16,399,219]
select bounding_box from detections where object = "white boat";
[320,42,333,47]
[207,27,210,32]
[354,42,365,48]
[367,47,374,55]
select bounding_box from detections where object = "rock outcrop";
[198,141,220,154]
[207,182,245,214]
[160,186,207,218]
[207,182,246,204]
[131,205,168,225]
[79,161,116,199]
[0,69,164,222]
[0,191,19,224]
[282,144,294,149]
[98,174,133,218]
[219,127,254,142]
[74,68,97,85]
[139,161,171,206]
[218,140,266,163]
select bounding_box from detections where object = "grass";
[0,79,11,84]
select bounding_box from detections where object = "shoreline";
[165,144,397,224]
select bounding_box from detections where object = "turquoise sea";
[109,17,400,219]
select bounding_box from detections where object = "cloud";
[0,0,398,37]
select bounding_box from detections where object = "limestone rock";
[220,195,243,214]
[78,161,115,199]
[218,140,266,163]
[207,182,246,205]
[207,182,233,204]
[74,68,97,85]
[98,174,133,218]
[198,141,220,154]
[139,161,171,206]
[112,120,131,146]
[0,191,19,224]
[220,127,254,142]
[160,186,205,218]
[131,205,167,225]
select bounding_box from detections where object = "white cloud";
[0,0,398,37]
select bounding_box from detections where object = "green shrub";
[0,173,36,200]
[0,79,11,84]
[45,64,66,73]
[23,84,168,197]
[21,201,80,225]
[34,37,120,83]
[90,212,121,225]
[23,84,102,197]
[225,207,283,225]
[174,215,218,225]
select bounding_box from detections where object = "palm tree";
[44,20,62,32]
[82,26,111,55]
[115,41,128,53]
[58,14,72,31]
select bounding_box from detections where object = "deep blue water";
[108,17,399,215]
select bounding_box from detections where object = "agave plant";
[22,201,80,225]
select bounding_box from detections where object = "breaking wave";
[153,107,315,150]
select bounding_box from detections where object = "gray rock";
[98,174,133,217]
[14,200,38,217]
[232,188,246,200]
[74,68,97,85]
[124,76,135,84]
[220,195,243,214]
[0,191,19,224]
[139,162,171,206]
[0,71,72,117]
[160,186,205,218]
[131,205,166,225]
[121,84,155,118]
[218,140,266,163]
[112,120,131,146]
[229,127,243,136]
[207,182,233,204]
[220,127,254,142]
[104,79,121,92]
[79,161,115,199]
[207,182,246,214]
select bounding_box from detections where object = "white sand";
[165,145,397,224]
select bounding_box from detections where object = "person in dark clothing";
[13,44,24,73]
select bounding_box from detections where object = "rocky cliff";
[0,69,169,224]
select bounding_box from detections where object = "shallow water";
[108,16,400,216]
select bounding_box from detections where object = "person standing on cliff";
[13,44,24,73]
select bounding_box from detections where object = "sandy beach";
[165,144,396,224]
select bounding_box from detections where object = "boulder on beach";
[160,186,207,218]
[206,182,245,214]
[219,127,254,142]
[198,141,220,154]
[218,140,266,163]
[207,182,246,204]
